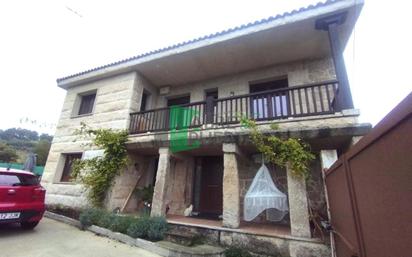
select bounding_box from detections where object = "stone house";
[42,0,371,255]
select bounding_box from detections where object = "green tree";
[241,118,315,178]
[34,140,52,166]
[39,133,53,142]
[0,143,18,162]
[0,128,38,141]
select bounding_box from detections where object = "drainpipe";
[316,12,354,111]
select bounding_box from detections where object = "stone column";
[151,147,171,217]
[222,143,241,228]
[320,149,338,257]
[286,165,311,238]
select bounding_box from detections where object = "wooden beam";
[316,12,354,111]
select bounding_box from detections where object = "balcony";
[129,80,339,134]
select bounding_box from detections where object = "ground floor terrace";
[104,119,370,256]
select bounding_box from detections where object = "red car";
[0,168,46,229]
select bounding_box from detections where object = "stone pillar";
[222,143,241,228]
[320,149,338,257]
[286,165,311,238]
[151,147,171,217]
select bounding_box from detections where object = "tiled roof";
[57,0,341,83]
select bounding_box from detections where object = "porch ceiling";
[126,122,372,154]
[138,21,331,86]
[58,0,363,89]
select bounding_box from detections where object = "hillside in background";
[0,128,53,166]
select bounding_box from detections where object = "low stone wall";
[168,223,330,257]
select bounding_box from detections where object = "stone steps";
[164,229,200,246]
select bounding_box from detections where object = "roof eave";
[57,0,363,89]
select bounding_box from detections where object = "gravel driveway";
[0,217,160,257]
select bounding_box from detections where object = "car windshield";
[0,173,39,186]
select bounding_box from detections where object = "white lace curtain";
[244,164,288,222]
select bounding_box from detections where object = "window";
[60,153,82,182]
[166,95,191,129]
[250,78,289,119]
[78,93,96,115]
[205,89,218,122]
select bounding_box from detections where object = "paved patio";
[167,214,291,237]
[0,218,160,257]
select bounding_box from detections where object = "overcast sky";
[0,0,411,135]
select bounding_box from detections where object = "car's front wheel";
[20,221,39,230]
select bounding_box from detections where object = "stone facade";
[105,154,157,212]
[42,53,364,257]
[164,155,195,215]
[42,71,144,207]
[44,56,339,209]
[148,58,335,109]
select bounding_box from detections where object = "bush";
[79,208,106,228]
[127,216,151,239]
[97,212,116,228]
[80,208,168,241]
[224,247,252,257]
[109,216,138,234]
[147,216,168,241]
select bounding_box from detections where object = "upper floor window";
[250,78,289,119]
[78,93,96,115]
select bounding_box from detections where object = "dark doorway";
[166,95,191,129]
[194,156,223,219]
[249,78,289,119]
[140,91,149,111]
[205,89,218,100]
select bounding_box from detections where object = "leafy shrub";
[79,208,105,228]
[147,216,168,241]
[127,216,151,239]
[109,216,138,234]
[224,247,252,257]
[80,208,168,241]
[97,212,116,228]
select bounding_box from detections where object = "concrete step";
[164,230,200,246]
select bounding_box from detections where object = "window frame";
[60,153,83,182]
[249,77,290,119]
[71,90,97,118]
[78,93,96,116]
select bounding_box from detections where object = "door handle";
[7,189,16,195]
